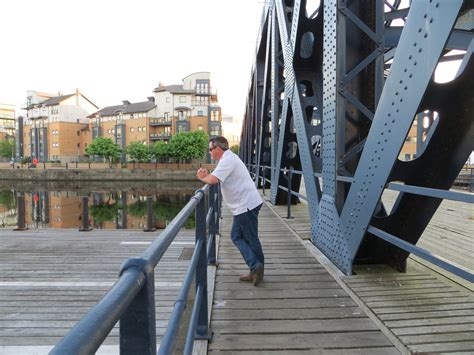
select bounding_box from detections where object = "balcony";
[195,87,217,96]
[150,133,171,141]
[149,118,172,126]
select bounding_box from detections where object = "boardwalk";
[210,203,399,354]
[263,191,474,354]
[0,189,472,354]
[0,229,196,354]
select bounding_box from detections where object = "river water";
[0,180,202,230]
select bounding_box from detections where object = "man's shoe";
[253,265,264,286]
[239,272,254,282]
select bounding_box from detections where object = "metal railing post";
[14,193,28,231]
[215,183,221,233]
[208,185,217,265]
[262,166,266,195]
[143,196,156,232]
[79,196,92,231]
[286,169,293,219]
[119,258,156,354]
[195,193,210,340]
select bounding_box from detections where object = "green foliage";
[128,200,147,217]
[153,200,195,229]
[230,144,240,154]
[0,191,15,210]
[169,131,208,161]
[126,141,149,162]
[0,140,14,158]
[89,202,119,223]
[85,138,121,163]
[149,141,171,162]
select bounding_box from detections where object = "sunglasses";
[209,146,217,152]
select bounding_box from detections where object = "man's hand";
[196,168,209,180]
[196,167,219,185]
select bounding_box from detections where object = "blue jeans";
[231,203,264,272]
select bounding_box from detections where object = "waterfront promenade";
[0,189,472,353]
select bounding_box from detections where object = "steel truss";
[241,0,473,278]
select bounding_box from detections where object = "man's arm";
[196,168,220,185]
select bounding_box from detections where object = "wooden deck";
[0,188,471,354]
[209,203,399,354]
[263,190,474,354]
[0,229,197,354]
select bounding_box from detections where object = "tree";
[149,141,171,163]
[85,137,121,166]
[126,141,149,162]
[89,202,119,223]
[169,131,208,162]
[230,144,240,154]
[0,140,14,159]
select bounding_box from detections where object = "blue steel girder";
[255,9,274,188]
[242,0,473,276]
[340,0,466,274]
[270,0,322,217]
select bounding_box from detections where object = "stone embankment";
[0,163,214,181]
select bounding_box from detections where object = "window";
[198,125,203,130]
[142,126,146,132]
[179,96,186,103]
[164,112,169,119]
[211,110,220,121]
[197,110,203,116]
[137,127,142,132]
[130,127,134,132]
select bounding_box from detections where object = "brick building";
[20,90,98,162]
[88,72,222,161]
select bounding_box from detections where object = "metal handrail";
[51,183,220,355]
[247,163,473,282]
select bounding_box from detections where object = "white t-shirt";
[211,150,262,216]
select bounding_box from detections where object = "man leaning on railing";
[196,136,265,286]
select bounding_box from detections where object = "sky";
[0,1,464,120]
[0,0,265,119]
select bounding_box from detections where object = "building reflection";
[1,186,197,230]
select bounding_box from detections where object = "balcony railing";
[149,133,171,140]
[149,118,172,126]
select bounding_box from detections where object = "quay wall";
[0,163,215,181]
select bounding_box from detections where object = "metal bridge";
[240,0,473,280]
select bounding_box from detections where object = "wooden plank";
[208,332,394,351]
[211,318,380,334]
[0,229,195,349]
[211,203,397,352]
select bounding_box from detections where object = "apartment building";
[20,90,98,162]
[88,72,222,159]
[153,72,222,138]
[88,98,156,154]
[0,104,15,142]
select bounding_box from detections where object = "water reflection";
[0,180,201,230]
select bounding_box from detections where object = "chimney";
[122,100,130,105]
[147,96,155,102]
